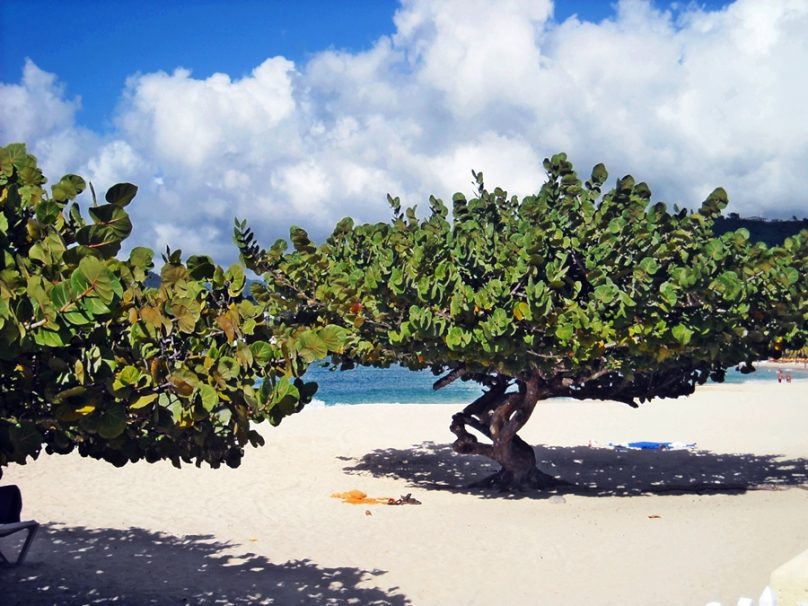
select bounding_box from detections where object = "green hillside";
[713,215,808,246]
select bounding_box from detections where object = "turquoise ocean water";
[303,363,805,406]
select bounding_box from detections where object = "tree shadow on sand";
[342,442,808,500]
[0,524,410,605]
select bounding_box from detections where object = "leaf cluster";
[1,144,345,468]
[246,153,807,405]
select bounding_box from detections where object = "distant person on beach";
[786,371,793,383]
[777,369,784,383]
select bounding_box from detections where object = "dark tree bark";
[446,373,568,490]
[439,362,715,491]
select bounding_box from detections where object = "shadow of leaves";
[0,524,410,605]
[343,441,808,499]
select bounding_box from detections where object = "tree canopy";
[0,144,344,469]
[3,142,805,490]
[238,153,808,489]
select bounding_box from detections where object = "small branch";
[23,318,49,331]
[581,367,612,383]
[433,366,466,391]
[526,350,562,360]
[450,412,494,458]
[500,375,547,441]
[490,392,521,439]
[454,412,491,439]
[509,275,528,297]
[461,379,509,417]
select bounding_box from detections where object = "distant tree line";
[713,215,808,246]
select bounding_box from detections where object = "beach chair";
[0,485,39,566]
[0,520,39,565]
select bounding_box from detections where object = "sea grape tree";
[238,153,807,489]
[0,144,344,469]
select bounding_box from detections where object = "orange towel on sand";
[331,490,392,505]
[331,490,422,506]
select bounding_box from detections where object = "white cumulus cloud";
[0,59,100,180]
[1,0,807,265]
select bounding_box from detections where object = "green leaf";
[638,257,659,275]
[197,384,219,412]
[290,226,316,254]
[270,376,300,409]
[169,300,199,334]
[250,341,276,366]
[701,187,728,214]
[779,267,799,287]
[445,326,461,349]
[114,365,143,391]
[712,271,743,301]
[618,291,636,308]
[590,163,608,186]
[72,256,119,303]
[80,296,112,316]
[77,204,133,256]
[129,247,154,271]
[161,263,188,286]
[217,357,240,380]
[51,174,86,203]
[33,328,66,347]
[555,323,574,342]
[105,182,138,207]
[296,331,328,363]
[659,282,678,307]
[704,240,726,261]
[35,198,62,224]
[226,263,246,296]
[594,283,619,304]
[318,325,346,352]
[98,405,127,439]
[187,255,216,280]
[63,307,93,326]
[672,324,694,346]
[53,386,88,404]
[236,343,254,368]
[513,301,531,321]
[130,393,158,409]
[50,281,75,310]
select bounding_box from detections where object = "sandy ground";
[1,382,807,605]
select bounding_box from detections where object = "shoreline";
[2,382,807,605]
[756,359,808,371]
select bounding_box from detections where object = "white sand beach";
[2,382,807,605]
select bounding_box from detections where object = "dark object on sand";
[388,494,421,505]
[0,485,39,565]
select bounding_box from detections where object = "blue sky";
[1,0,804,263]
[2,1,729,131]
[2,1,400,131]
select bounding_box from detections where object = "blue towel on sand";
[608,441,696,451]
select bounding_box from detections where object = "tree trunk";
[449,375,569,491]
[485,434,564,490]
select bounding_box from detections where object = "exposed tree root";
[446,377,575,492]
[468,467,574,492]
